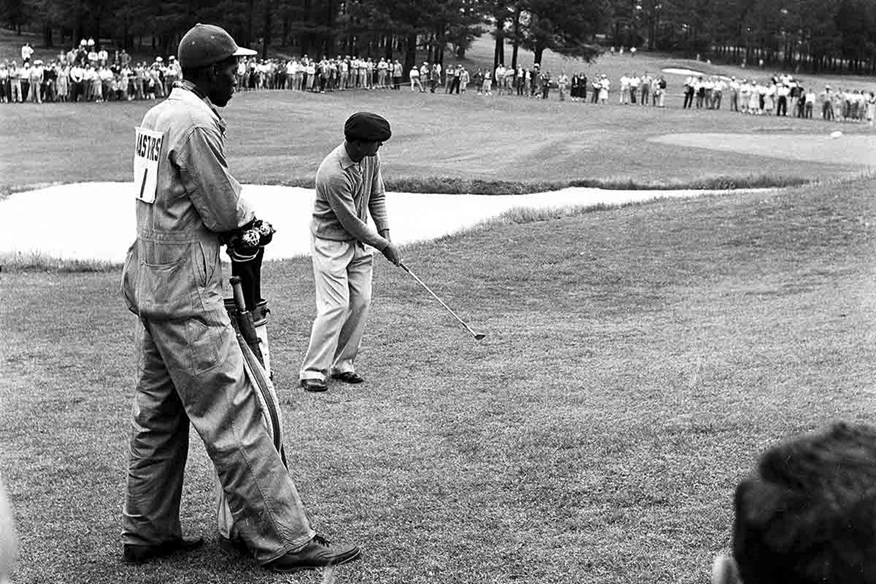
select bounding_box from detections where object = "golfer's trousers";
[300,236,373,381]
[123,311,315,564]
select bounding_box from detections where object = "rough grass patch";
[0,251,120,273]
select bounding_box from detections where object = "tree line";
[2,0,875,74]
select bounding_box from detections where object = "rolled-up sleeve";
[176,126,254,232]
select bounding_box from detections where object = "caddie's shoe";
[300,378,328,392]
[122,536,205,564]
[267,535,361,573]
[331,371,365,384]
[218,534,249,557]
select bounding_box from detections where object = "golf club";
[399,262,486,341]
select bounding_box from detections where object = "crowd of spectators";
[681,72,875,123]
[0,38,179,103]
[2,39,874,126]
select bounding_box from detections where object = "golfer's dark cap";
[178,23,256,69]
[344,112,392,143]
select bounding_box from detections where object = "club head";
[474,333,486,341]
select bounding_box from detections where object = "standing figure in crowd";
[20,42,33,64]
[540,70,551,99]
[597,75,609,104]
[409,63,423,92]
[28,60,43,103]
[0,63,9,103]
[683,75,695,109]
[392,59,402,90]
[557,70,568,101]
[481,67,493,95]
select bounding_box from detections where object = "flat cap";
[344,112,392,142]
[178,23,256,69]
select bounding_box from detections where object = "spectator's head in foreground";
[713,422,876,584]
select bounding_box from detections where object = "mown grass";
[2,87,870,196]
[3,177,876,584]
[2,29,874,195]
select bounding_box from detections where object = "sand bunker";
[0,183,737,263]
[650,133,876,166]
[662,68,704,77]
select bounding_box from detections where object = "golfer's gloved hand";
[381,242,401,266]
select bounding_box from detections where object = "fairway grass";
[3,177,875,583]
[3,79,874,194]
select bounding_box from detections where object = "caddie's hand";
[381,242,401,266]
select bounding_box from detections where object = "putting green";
[650,133,876,166]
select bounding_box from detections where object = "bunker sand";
[0,183,751,263]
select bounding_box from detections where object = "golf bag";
[217,221,284,545]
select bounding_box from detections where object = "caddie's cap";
[344,112,392,142]
[178,23,256,69]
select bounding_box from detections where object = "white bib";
[133,127,164,204]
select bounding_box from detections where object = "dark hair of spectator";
[732,422,876,584]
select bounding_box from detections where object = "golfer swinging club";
[299,112,401,392]
[121,23,359,572]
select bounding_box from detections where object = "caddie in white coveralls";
[120,23,359,573]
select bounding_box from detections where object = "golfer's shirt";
[311,142,389,251]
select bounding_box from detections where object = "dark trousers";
[776,96,787,116]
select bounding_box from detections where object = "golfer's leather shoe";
[300,378,328,392]
[267,535,361,573]
[331,371,365,384]
[122,536,205,564]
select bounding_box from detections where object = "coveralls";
[121,83,314,564]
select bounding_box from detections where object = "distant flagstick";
[399,262,486,341]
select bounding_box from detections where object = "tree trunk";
[75,0,84,45]
[247,0,255,47]
[493,21,504,69]
[324,0,335,56]
[43,23,53,48]
[261,0,272,59]
[435,24,446,65]
[405,33,417,79]
[510,8,520,69]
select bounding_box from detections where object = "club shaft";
[401,264,479,338]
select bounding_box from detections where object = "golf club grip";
[230,276,247,312]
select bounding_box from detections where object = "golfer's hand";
[381,242,401,266]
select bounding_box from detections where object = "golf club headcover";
[224,219,275,262]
